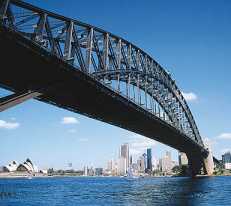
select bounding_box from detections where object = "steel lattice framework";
[0,0,204,148]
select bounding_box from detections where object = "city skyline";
[0,0,231,170]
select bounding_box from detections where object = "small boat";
[126,167,139,179]
[26,172,34,179]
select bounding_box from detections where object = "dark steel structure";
[0,0,211,175]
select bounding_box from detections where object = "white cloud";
[78,138,88,142]
[217,133,231,140]
[61,117,79,125]
[0,120,20,129]
[182,92,197,102]
[128,134,157,156]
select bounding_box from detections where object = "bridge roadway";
[0,26,209,175]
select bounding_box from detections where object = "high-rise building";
[137,155,145,173]
[160,151,172,173]
[117,157,126,176]
[120,143,129,171]
[166,151,171,159]
[178,152,188,166]
[83,166,88,176]
[137,159,141,172]
[147,148,152,172]
[107,160,113,171]
[95,168,103,176]
[222,152,231,169]
[142,153,147,171]
[130,156,133,165]
[88,167,94,176]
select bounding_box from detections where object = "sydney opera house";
[2,158,38,173]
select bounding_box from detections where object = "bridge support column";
[187,150,214,177]
[0,91,41,112]
[203,151,214,176]
[187,154,204,177]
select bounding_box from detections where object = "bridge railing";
[0,0,204,147]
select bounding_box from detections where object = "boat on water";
[124,168,139,179]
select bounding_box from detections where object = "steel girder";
[0,91,41,112]
[0,0,204,147]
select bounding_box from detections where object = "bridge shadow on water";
[0,176,230,205]
[119,176,226,206]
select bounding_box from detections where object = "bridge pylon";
[187,150,214,176]
[203,150,214,176]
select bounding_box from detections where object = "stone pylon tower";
[203,139,214,175]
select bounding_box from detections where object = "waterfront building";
[114,161,119,176]
[117,157,126,176]
[88,167,94,176]
[137,159,141,172]
[131,163,138,171]
[222,152,231,169]
[147,148,152,172]
[137,155,145,173]
[3,161,18,172]
[17,158,38,173]
[107,160,113,171]
[152,157,158,170]
[95,168,103,176]
[120,143,129,171]
[3,159,38,173]
[178,152,188,166]
[160,151,172,173]
[83,166,88,176]
[224,163,231,170]
[39,169,48,174]
[106,159,117,175]
[142,153,147,171]
[130,156,133,165]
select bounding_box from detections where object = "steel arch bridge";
[0,0,214,175]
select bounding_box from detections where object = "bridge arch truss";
[0,0,204,148]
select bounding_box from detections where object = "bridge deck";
[0,26,206,156]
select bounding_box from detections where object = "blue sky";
[0,0,231,170]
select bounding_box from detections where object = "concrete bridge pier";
[203,151,214,176]
[187,153,204,177]
[187,151,214,177]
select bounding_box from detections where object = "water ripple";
[0,176,230,206]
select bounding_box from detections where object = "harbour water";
[0,176,231,206]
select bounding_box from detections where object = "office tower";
[95,168,103,176]
[130,155,133,165]
[147,148,152,171]
[137,155,145,173]
[222,152,231,169]
[117,157,126,176]
[142,153,147,171]
[83,166,88,176]
[120,143,129,171]
[178,152,188,166]
[107,160,113,171]
[160,151,172,173]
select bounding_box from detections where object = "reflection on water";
[0,176,230,206]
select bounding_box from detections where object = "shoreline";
[0,173,231,179]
